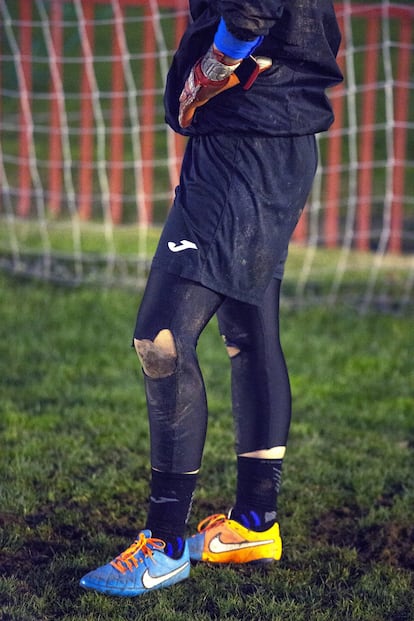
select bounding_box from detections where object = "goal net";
[0,0,413,311]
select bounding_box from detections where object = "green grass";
[1,216,413,311]
[0,273,413,620]
[0,217,162,256]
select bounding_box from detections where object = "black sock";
[230,456,283,531]
[145,469,197,559]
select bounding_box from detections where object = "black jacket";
[164,0,343,137]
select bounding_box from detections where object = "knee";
[134,329,177,378]
[221,333,249,359]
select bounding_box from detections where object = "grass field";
[0,272,413,621]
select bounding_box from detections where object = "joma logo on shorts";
[168,240,198,252]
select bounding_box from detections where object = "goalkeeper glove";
[178,46,272,129]
[178,44,242,129]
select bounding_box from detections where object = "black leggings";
[133,268,291,473]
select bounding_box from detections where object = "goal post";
[0,0,413,309]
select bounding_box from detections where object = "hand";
[178,47,272,129]
[178,45,241,129]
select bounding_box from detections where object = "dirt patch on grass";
[312,505,414,570]
[0,500,139,579]
[0,538,67,577]
[2,500,413,578]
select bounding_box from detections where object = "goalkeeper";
[81,0,343,596]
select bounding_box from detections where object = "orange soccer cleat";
[187,513,282,564]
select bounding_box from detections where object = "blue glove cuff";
[214,18,263,59]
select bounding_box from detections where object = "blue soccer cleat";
[80,530,190,597]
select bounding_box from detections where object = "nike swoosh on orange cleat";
[208,534,275,554]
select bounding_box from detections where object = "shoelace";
[196,513,228,533]
[110,532,165,573]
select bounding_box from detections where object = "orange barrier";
[17,0,33,218]
[3,1,413,252]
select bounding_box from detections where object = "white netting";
[0,0,413,310]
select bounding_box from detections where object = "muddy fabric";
[152,133,317,305]
[165,0,343,136]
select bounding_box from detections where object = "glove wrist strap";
[213,17,263,59]
[200,45,241,82]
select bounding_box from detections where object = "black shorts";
[152,133,317,305]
